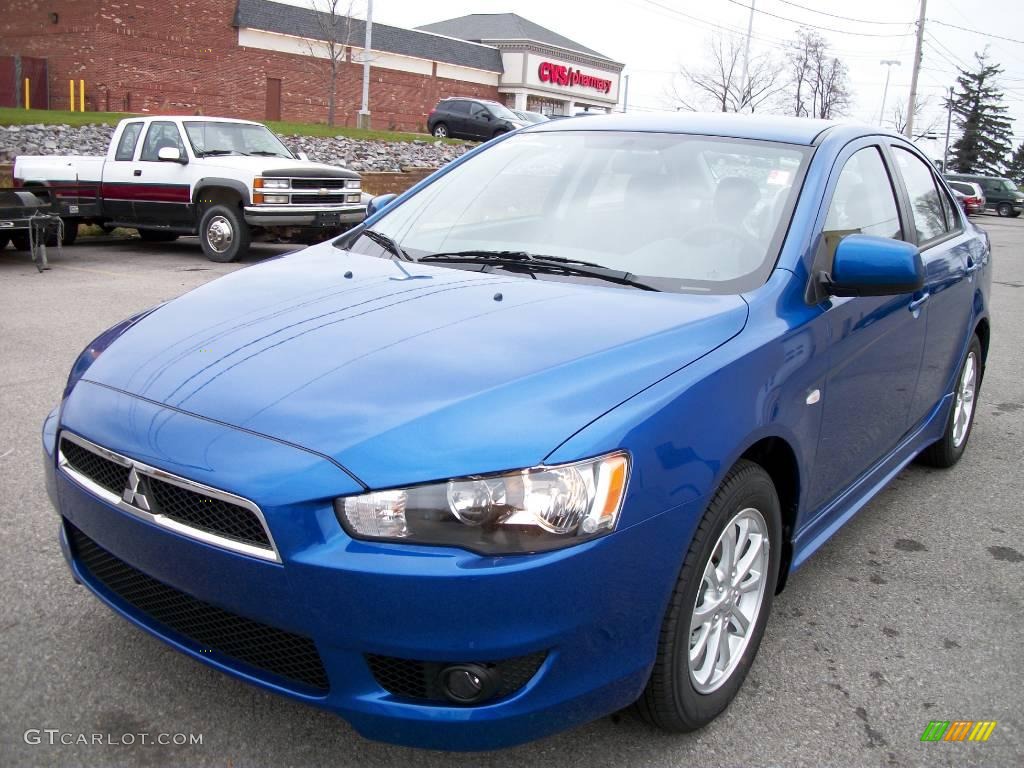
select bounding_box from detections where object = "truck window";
[140,121,186,161]
[115,122,143,161]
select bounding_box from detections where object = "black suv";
[945,173,1023,217]
[427,98,528,141]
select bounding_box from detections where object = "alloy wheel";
[688,507,770,694]
[952,351,977,448]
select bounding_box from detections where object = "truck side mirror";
[157,146,187,164]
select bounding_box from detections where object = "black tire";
[11,233,30,251]
[1012,211,1022,218]
[493,128,509,138]
[62,218,80,246]
[919,335,983,468]
[0,235,9,251]
[198,204,250,263]
[137,229,179,243]
[997,202,1012,217]
[432,122,449,139]
[637,459,782,732]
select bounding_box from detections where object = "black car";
[427,98,528,141]
[945,173,1023,217]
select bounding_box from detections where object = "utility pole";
[905,0,927,138]
[943,86,954,171]
[357,0,373,130]
[878,60,900,126]
[741,0,756,111]
[622,74,630,113]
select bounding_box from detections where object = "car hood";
[200,157,359,178]
[82,245,748,488]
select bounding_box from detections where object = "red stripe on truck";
[99,182,191,203]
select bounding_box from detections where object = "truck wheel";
[199,204,250,263]
[138,229,180,243]
[62,219,80,246]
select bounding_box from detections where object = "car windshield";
[487,103,520,121]
[999,179,1018,192]
[183,121,294,158]
[349,131,810,294]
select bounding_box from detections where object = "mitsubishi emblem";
[122,466,151,512]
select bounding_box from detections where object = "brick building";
[0,0,624,131]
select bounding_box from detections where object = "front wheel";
[432,122,448,139]
[637,460,781,731]
[919,335,982,468]
[997,202,1012,217]
[199,204,250,263]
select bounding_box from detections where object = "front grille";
[289,178,352,190]
[290,193,351,205]
[366,652,546,704]
[59,435,273,555]
[60,438,130,496]
[147,478,271,548]
[68,524,329,692]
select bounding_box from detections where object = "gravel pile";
[0,123,469,172]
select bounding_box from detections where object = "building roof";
[234,0,503,73]
[416,13,611,61]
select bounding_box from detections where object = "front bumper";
[43,387,695,750]
[243,204,366,227]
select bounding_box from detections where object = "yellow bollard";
[80,79,85,112]
[24,77,30,110]
[70,79,75,112]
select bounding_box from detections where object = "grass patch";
[0,108,466,144]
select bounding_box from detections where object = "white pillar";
[565,100,576,116]
[514,92,527,111]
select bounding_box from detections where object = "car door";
[467,102,493,140]
[134,120,193,227]
[807,142,927,510]
[444,100,470,138]
[100,120,145,222]
[888,143,978,427]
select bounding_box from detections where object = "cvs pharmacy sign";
[538,61,612,94]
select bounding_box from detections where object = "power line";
[772,0,908,26]
[721,0,913,38]
[927,19,1024,46]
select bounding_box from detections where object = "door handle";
[133,170,142,177]
[908,292,930,312]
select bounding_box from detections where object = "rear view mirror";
[157,146,186,164]
[824,234,924,297]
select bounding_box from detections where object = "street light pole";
[740,0,756,110]
[905,0,927,138]
[943,86,954,171]
[357,0,373,130]
[879,59,900,126]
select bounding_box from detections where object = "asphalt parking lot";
[1,222,1022,768]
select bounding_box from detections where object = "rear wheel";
[637,460,781,731]
[919,335,982,468]
[199,204,250,263]
[137,229,179,243]
[62,218,80,246]
[432,122,449,139]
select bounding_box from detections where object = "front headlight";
[257,178,290,189]
[336,452,630,554]
[345,179,361,189]
[261,194,289,205]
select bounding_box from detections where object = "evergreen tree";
[948,52,1014,175]
[1005,143,1024,187]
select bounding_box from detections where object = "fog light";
[439,664,499,704]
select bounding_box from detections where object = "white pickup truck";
[13,116,365,262]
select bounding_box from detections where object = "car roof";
[523,112,879,146]
[121,116,264,126]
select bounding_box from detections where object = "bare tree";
[786,28,851,120]
[669,34,784,114]
[891,95,939,139]
[305,0,360,127]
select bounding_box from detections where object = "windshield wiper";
[196,149,242,157]
[361,229,412,261]
[419,250,660,291]
[249,150,288,157]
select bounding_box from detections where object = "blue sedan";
[42,113,991,750]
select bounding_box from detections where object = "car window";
[352,131,810,294]
[445,100,469,115]
[892,147,948,243]
[469,103,489,118]
[139,121,186,162]
[115,122,143,161]
[948,181,971,196]
[824,146,901,242]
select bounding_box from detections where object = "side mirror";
[824,234,924,297]
[365,193,398,218]
[297,150,309,161]
[157,146,186,164]
[481,112,492,121]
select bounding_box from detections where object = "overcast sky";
[281,0,1024,155]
